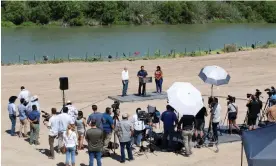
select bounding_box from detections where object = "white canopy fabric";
[167,82,203,116]
[198,65,230,86]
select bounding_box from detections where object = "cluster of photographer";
[7,85,276,165]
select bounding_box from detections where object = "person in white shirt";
[63,123,78,166]
[30,95,40,112]
[45,108,60,159]
[58,107,73,153]
[8,96,17,136]
[131,108,153,147]
[18,86,31,101]
[211,97,221,142]
[65,101,78,122]
[121,67,129,97]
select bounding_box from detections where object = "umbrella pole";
[211,84,213,97]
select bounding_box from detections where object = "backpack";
[152,110,161,124]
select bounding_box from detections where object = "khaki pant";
[19,119,28,136]
[30,124,40,144]
[103,132,112,152]
[58,132,64,149]
[49,135,56,158]
[182,129,193,155]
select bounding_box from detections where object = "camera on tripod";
[111,100,120,116]
[136,108,150,122]
[247,89,262,99]
[41,110,51,122]
[265,86,275,97]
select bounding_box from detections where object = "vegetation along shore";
[2,41,276,66]
[2,1,276,27]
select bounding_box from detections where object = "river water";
[2,24,276,63]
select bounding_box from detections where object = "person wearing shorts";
[75,111,86,150]
[227,98,240,134]
[195,103,207,140]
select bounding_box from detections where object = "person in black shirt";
[195,105,208,140]
[246,95,262,130]
[177,115,195,157]
[137,66,148,96]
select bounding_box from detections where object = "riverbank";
[2,41,276,66]
[2,47,276,166]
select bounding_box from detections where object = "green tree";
[160,2,182,24]
[3,1,27,25]
[29,3,51,24]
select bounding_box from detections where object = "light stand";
[62,90,66,108]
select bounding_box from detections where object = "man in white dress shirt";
[18,86,31,101]
[30,95,40,112]
[65,100,78,122]
[121,67,129,97]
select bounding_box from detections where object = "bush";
[223,44,237,53]
[1,21,15,27]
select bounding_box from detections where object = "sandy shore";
[2,48,276,166]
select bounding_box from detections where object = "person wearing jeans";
[154,66,163,93]
[161,105,178,151]
[211,98,221,142]
[8,96,17,136]
[115,113,134,163]
[122,67,129,96]
[86,118,103,166]
[18,98,28,137]
[63,124,78,166]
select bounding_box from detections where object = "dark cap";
[90,118,97,126]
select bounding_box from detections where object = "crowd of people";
[7,85,276,165]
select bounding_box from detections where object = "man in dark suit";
[137,66,148,96]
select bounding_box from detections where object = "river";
[2,24,276,63]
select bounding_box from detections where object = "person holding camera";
[195,99,207,142]
[177,114,195,157]
[115,113,134,163]
[45,108,59,159]
[28,105,40,145]
[75,111,86,151]
[246,95,262,130]
[102,107,114,156]
[227,96,240,134]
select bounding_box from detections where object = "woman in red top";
[154,66,163,93]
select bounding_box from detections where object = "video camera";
[111,100,120,116]
[247,89,262,99]
[41,110,51,122]
[227,95,235,102]
[264,86,275,97]
[136,108,151,122]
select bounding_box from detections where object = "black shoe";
[120,160,125,163]
[129,158,134,161]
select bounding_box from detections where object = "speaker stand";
[62,90,66,108]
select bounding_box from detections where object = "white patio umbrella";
[198,65,230,96]
[167,82,203,116]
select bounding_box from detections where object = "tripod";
[260,97,270,122]
[112,114,119,154]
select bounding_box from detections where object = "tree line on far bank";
[2,1,276,27]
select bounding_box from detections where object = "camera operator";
[131,108,153,147]
[227,96,240,134]
[246,95,262,130]
[102,107,114,156]
[210,97,221,143]
[44,108,59,159]
[195,99,208,142]
[267,100,276,125]
[177,114,195,157]
[161,105,178,151]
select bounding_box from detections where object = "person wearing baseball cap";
[30,95,40,112]
[115,113,134,163]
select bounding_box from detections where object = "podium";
[138,77,152,96]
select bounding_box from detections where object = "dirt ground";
[2,48,276,166]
